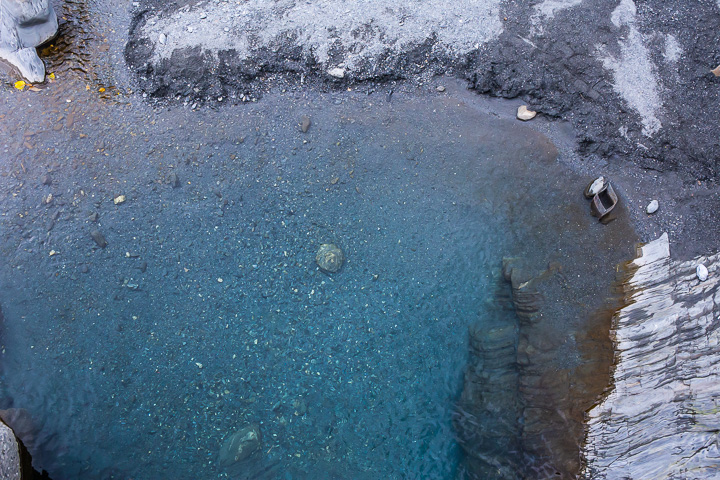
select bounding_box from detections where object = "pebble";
[697,264,709,282]
[168,172,180,188]
[584,176,605,198]
[114,195,126,205]
[712,65,720,77]
[327,67,345,79]
[316,243,344,273]
[517,105,537,121]
[91,230,108,248]
[199,12,207,19]
[300,115,311,133]
[646,200,659,214]
[158,33,166,45]
[436,86,446,92]
[80,264,89,274]
[88,212,99,222]
[40,174,52,185]
[218,425,262,468]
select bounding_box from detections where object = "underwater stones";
[516,105,536,121]
[316,243,344,273]
[0,0,58,82]
[646,199,659,214]
[90,230,107,248]
[0,421,21,480]
[697,264,708,282]
[218,424,262,469]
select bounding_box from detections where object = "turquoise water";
[0,85,636,479]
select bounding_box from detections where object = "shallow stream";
[0,3,638,477]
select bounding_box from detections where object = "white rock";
[158,33,167,45]
[587,177,605,197]
[517,105,537,121]
[327,67,345,78]
[697,264,708,282]
[436,85,446,92]
[646,199,659,214]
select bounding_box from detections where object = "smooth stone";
[436,85,446,92]
[697,264,708,282]
[646,200,659,214]
[327,67,345,79]
[517,105,537,121]
[91,230,107,248]
[168,172,180,188]
[300,115,311,133]
[584,176,605,198]
[158,33,166,45]
[316,243,344,273]
[218,425,262,468]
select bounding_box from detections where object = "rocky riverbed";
[1,0,719,479]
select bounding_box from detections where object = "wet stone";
[168,172,180,188]
[218,425,262,469]
[40,174,52,185]
[300,115,311,133]
[91,230,107,248]
[88,212,99,222]
[316,243,344,273]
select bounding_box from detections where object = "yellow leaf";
[98,87,105,92]
[14,80,26,90]
[48,73,55,80]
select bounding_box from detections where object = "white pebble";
[517,105,537,121]
[327,67,345,79]
[158,33,167,45]
[697,264,709,282]
[646,199,659,214]
[587,177,605,197]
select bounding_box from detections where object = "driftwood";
[583,233,720,478]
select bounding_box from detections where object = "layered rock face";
[584,233,720,479]
[0,0,57,82]
[455,259,617,479]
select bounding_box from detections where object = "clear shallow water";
[0,76,637,479]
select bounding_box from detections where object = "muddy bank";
[124,0,720,182]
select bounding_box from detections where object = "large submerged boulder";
[0,0,58,82]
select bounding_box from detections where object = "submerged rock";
[91,230,107,248]
[300,115,311,133]
[0,0,58,82]
[218,424,262,469]
[316,243,344,273]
